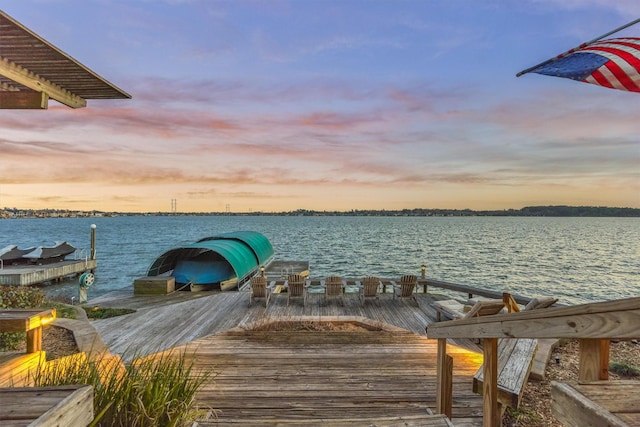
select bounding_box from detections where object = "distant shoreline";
[2,205,639,218]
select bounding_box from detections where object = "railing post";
[420,265,427,293]
[502,292,520,313]
[579,339,610,381]
[26,327,43,353]
[436,338,453,418]
[483,338,500,427]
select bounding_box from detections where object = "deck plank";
[91,290,481,357]
[90,288,485,425]
[172,329,483,425]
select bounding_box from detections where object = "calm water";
[0,215,638,305]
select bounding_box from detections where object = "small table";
[0,308,57,353]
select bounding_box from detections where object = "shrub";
[0,285,45,308]
[30,349,213,426]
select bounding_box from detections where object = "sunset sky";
[1,0,639,213]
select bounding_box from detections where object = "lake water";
[1,215,638,305]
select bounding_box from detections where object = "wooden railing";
[245,275,536,302]
[426,297,640,427]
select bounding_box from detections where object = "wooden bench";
[432,299,467,321]
[432,299,506,322]
[552,380,640,426]
[0,385,94,426]
[472,338,538,409]
[470,295,558,410]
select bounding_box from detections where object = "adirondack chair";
[286,274,307,307]
[248,276,271,307]
[393,274,418,305]
[323,276,345,306]
[359,276,381,306]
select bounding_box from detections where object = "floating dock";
[0,259,96,286]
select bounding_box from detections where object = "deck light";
[421,264,426,278]
[40,309,56,326]
[260,266,265,277]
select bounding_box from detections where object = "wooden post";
[579,339,610,381]
[443,354,453,417]
[483,338,500,427]
[79,286,88,304]
[436,338,452,418]
[90,224,97,260]
[421,265,427,293]
[502,292,520,313]
[26,327,42,353]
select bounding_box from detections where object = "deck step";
[198,413,454,426]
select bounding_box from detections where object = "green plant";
[43,301,77,319]
[0,286,45,308]
[610,361,640,377]
[0,331,25,351]
[82,306,136,319]
[30,349,214,426]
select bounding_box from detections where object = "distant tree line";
[2,205,639,218]
[283,206,640,217]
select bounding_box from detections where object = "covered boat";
[146,231,274,291]
[0,245,35,265]
[21,241,76,264]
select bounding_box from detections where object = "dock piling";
[90,224,97,261]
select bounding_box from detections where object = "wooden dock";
[0,259,96,286]
[89,288,486,425]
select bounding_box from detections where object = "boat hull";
[173,257,235,287]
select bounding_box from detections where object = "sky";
[0,0,639,213]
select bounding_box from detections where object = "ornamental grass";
[29,349,213,427]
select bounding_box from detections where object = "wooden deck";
[176,327,483,426]
[0,259,96,286]
[90,289,481,357]
[88,288,486,425]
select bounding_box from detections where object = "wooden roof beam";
[0,91,48,109]
[0,56,86,108]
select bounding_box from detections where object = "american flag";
[529,37,640,93]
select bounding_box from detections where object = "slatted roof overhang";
[0,10,131,109]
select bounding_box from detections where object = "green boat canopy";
[147,231,274,288]
[197,231,274,266]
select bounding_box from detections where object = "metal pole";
[516,18,640,77]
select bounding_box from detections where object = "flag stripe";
[582,45,640,91]
[531,37,640,93]
[587,68,619,90]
